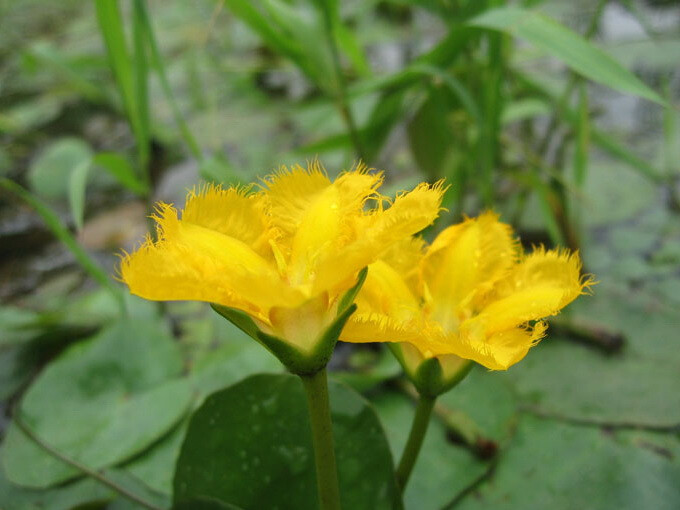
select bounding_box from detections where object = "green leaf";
[1,319,192,488]
[93,152,148,194]
[134,0,202,160]
[407,85,455,179]
[174,499,243,510]
[68,157,92,231]
[0,460,114,510]
[469,7,665,105]
[372,391,491,510]
[28,137,93,200]
[174,373,400,510]
[501,300,680,428]
[95,0,149,169]
[455,415,680,509]
[0,306,41,346]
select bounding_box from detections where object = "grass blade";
[469,6,665,105]
[93,152,148,195]
[95,0,149,177]
[0,178,124,308]
[133,0,203,160]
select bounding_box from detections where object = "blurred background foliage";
[0,0,679,508]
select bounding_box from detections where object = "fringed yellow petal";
[380,236,426,285]
[458,322,547,370]
[473,248,592,334]
[263,163,385,287]
[120,204,304,314]
[341,312,421,344]
[421,212,518,330]
[312,181,445,295]
[260,162,331,235]
[356,260,419,321]
[120,233,258,317]
[182,183,274,253]
[419,321,546,371]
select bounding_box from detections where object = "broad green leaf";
[439,366,518,443]
[456,415,680,509]
[93,152,147,195]
[372,391,490,510]
[2,319,192,488]
[0,461,114,510]
[469,7,665,105]
[0,306,41,346]
[501,310,680,428]
[174,373,400,510]
[174,500,243,510]
[28,138,92,200]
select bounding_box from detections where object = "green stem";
[300,369,342,510]
[396,394,435,492]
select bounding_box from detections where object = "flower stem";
[396,394,436,491]
[300,369,342,510]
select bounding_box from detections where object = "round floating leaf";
[28,137,93,200]
[2,319,193,488]
[174,373,400,510]
[456,415,680,510]
[372,391,491,510]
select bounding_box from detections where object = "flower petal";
[313,181,445,295]
[472,248,593,334]
[356,260,420,321]
[421,212,518,329]
[182,183,275,253]
[341,312,421,344]
[422,322,547,371]
[120,204,303,316]
[260,162,331,235]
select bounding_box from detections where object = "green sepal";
[210,304,260,340]
[337,267,368,315]
[389,343,474,398]
[210,269,368,375]
[211,303,358,376]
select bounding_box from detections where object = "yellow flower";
[120,162,444,364]
[341,212,594,372]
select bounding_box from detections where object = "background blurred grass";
[0,0,679,509]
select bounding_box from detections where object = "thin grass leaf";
[93,152,148,195]
[132,0,150,160]
[95,0,149,177]
[469,6,665,105]
[0,178,124,308]
[519,73,664,182]
[133,0,203,160]
[573,81,590,188]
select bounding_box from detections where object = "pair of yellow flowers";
[121,163,591,378]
